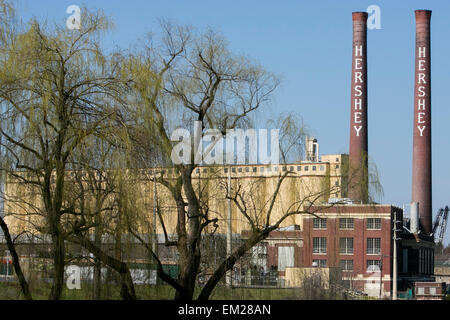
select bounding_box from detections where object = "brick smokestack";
[348,12,369,203]
[412,10,432,235]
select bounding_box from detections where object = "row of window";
[313,259,381,271]
[313,237,381,255]
[312,218,382,230]
[144,164,331,175]
[222,165,326,174]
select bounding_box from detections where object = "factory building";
[1,9,443,299]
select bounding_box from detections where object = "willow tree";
[119,21,303,300]
[0,4,126,299]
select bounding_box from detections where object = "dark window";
[340,238,354,254]
[312,259,327,267]
[340,260,354,271]
[313,237,327,254]
[339,218,354,229]
[367,218,381,230]
[367,238,381,254]
[313,218,327,229]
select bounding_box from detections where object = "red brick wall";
[302,206,395,279]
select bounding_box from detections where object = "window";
[313,237,327,254]
[340,218,354,229]
[340,238,354,254]
[224,168,228,173]
[340,260,354,271]
[297,166,301,171]
[336,157,339,162]
[274,167,278,172]
[203,168,208,173]
[320,166,325,171]
[232,167,236,173]
[335,164,339,169]
[417,287,424,295]
[367,218,381,230]
[253,167,257,172]
[367,238,381,254]
[245,167,249,172]
[282,166,287,171]
[312,166,316,171]
[304,166,309,171]
[238,167,242,173]
[312,259,327,267]
[367,260,381,272]
[267,167,272,172]
[313,218,327,229]
[430,287,436,295]
[289,166,294,171]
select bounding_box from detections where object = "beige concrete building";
[3,154,347,238]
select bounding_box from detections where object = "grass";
[0,281,341,300]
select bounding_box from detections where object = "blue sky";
[15,0,450,244]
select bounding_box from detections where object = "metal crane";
[432,206,449,244]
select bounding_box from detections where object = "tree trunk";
[0,216,33,300]
[69,235,137,300]
[197,231,268,300]
[173,168,202,300]
[92,222,102,299]
[49,231,65,300]
[93,259,101,299]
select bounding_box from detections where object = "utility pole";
[379,258,383,299]
[226,168,232,287]
[152,171,157,255]
[393,210,399,300]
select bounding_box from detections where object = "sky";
[13,0,450,245]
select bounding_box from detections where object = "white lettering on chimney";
[416,46,427,137]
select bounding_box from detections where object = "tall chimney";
[348,12,369,203]
[412,10,432,235]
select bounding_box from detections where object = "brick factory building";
[243,203,435,298]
